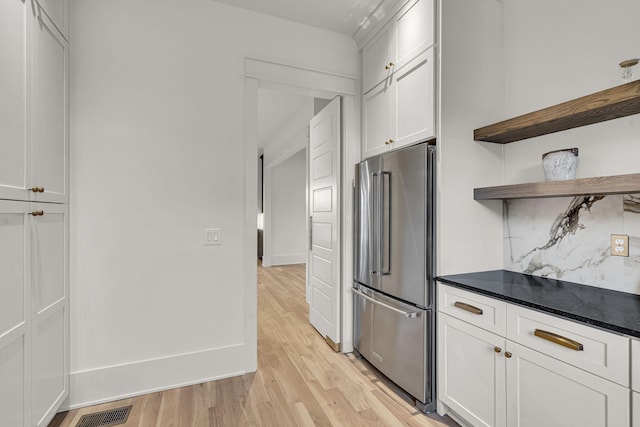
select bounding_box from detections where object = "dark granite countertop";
[436,270,640,339]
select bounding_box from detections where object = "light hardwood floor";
[51,264,456,427]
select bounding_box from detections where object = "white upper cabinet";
[361,0,436,159]
[392,47,435,147]
[394,0,434,67]
[0,0,29,201]
[35,0,69,40]
[362,25,396,96]
[31,4,69,204]
[0,1,69,204]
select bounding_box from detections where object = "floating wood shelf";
[474,81,640,144]
[474,173,640,200]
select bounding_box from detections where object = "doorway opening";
[243,58,359,365]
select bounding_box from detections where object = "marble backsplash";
[504,194,640,295]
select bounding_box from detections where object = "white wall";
[503,0,640,182]
[69,0,357,408]
[437,0,505,275]
[270,149,307,265]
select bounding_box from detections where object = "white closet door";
[0,0,30,201]
[31,203,68,427]
[0,201,31,427]
[31,7,68,203]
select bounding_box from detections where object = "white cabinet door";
[392,47,435,148]
[0,201,31,427]
[438,313,506,427]
[362,25,395,95]
[30,203,68,427]
[31,7,68,204]
[633,392,639,427]
[0,0,30,201]
[506,342,630,427]
[34,0,69,40]
[362,80,394,159]
[394,0,435,68]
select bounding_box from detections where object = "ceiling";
[213,0,385,35]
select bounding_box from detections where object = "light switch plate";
[205,228,221,246]
[611,234,629,257]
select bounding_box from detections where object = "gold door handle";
[30,187,45,193]
[30,210,44,216]
[505,351,512,359]
[453,301,483,315]
[494,347,502,353]
[534,329,584,351]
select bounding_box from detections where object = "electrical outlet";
[611,234,629,257]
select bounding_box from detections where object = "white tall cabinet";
[360,0,436,159]
[0,1,69,426]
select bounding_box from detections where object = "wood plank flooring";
[51,264,457,427]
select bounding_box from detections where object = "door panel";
[395,0,435,67]
[379,143,429,306]
[31,203,68,427]
[34,0,69,39]
[0,201,31,427]
[354,158,380,288]
[438,313,507,427]
[0,0,29,201]
[506,342,629,427]
[308,97,341,348]
[393,47,435,147]
[0,337,26,427]
[32,8,68,203]
[362,81,392,159]
[370,290,428,402]
[352,287,373,361]
[362,25,395,94]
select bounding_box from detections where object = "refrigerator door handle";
[371,172,379,276]
[352,288,419,318]
[380,171,391,276]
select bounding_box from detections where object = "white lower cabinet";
[633,392,639,427]
[0,200,68,427]
[438,313,506,427]
[506,342,629,427]
[437,283,631,427]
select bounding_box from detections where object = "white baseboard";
[271,253,306,266]
[64,343,250,410]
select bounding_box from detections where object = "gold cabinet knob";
[389,139,394,144]
[505,351,512,359]
[389,62,394,67]
[30,187,45,193]
[494,347,502,353]
[385,62,395,70]
[30,210,44,216]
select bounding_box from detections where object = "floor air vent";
[76,405,132,427]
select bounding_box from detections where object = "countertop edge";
[436,276,640,339]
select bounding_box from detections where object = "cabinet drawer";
[506,304,629,387]
[437,283,506,336]
[633,339,640,392]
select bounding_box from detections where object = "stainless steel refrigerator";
[353,142,436,412]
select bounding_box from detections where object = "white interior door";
[308,97,341,351]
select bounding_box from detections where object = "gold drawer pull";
[534,329,584,351]
[454,301,483,315]
[30,210,44,216]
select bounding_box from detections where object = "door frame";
[242,58,359,363]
